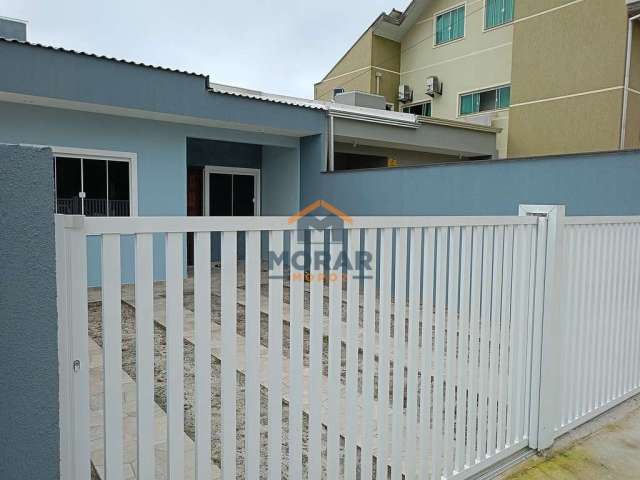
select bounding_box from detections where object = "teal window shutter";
[436,13,445,44]
[497,86,511,109]
[457,6,465,37]
[436,6,465,45]
[424,102,432,117]
[486,0,514,29]
[460,94,475,115]
[504,0,514,23]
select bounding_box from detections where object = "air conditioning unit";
[426,76,443,97]
[332,87,345,99]
[398,84,413,102]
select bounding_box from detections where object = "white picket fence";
[54,207,640,480]
[557,217,640,435]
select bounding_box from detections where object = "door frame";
[202,165,260,216]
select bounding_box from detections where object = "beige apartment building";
[315,0,640,158]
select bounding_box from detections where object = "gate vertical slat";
[165,232,184,479]
[376,228,393,479]
[454,226,472,473]
[391,227,408,479]
[629,225,640,391]
[617,225,631,398]
[585,225,600,413]
[344,228,361,478]
[443,227,460,477]
[308,230,323,480]
[506,226,521,445]
[618,225,633,398]
[632,224,640,391]
[70,220,90,480]
[418,227,435,480]
[102,234,123,480]
[607,226,623,404]
[565,226,581,424]
[287,231,304,480]
[598,226,614,408]
[497,226,514,450]
[360,228,377,480]
[431,227,448,479]
[326,237,342,480]
[580,226,596,417]
[194,232,212,480]
[135,233,155,480]
[465,226,483,467]
[267,231,284,480]
[245,230,261,480]
[404,227,422,480]
[487,226,504,458]
[477,226,494,461]
[220,231,237,480]
[573,225,596,419]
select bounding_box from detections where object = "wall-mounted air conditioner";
[398,84,413,102]
[426,76,443,97]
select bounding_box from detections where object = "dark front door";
[207,171,257,262]
[208,172,256,216]
[186,167,203,266]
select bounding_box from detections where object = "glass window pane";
[456,6,465,38]
[108,161,130,216]
[479,90,498,112]
[498,86,511,109]
[55,157,82,214]
[504,0,515,23]
[232,175,255,216]
[487,0,513,28]
[436,14,445,44]
[83,159,107,216]
[424,102,432,117]
[460,94,475,115]
[210,173,232,216]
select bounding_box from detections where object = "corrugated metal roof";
[0,36,207,77]
[207,82,328,110]
[1,36,421,121]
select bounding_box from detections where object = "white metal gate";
[56,207,640,480]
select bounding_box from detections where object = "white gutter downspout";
[328,115,335,172]
[621,12,640,149]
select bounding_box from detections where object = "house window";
[485,0,514,30]
[402,101,432,117]
[436,5,465,45]
[54,155,132,216]
[460,85,511,115]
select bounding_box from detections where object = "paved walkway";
[504,402,640,479]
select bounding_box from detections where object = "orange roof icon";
[288,200,352,225]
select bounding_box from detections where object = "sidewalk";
[504,399,640,479]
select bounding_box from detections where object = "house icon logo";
[288,200,352,244]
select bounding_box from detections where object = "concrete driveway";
[504,399,640,479]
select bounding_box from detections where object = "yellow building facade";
[315,0,640,158]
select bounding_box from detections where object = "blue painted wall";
[261,145,300,215]
[0,144,59,480]
[187,137,262,169]
[0,101,312,285]
[301,145,640,216]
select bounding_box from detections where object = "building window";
[436,5,465,45]
[402,101,432,117]
[485,0,514,30]
[460,85,511,116]
[54,155,132,216]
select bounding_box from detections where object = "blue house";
[0,18,506,285]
